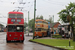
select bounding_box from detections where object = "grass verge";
[30,39,75,50]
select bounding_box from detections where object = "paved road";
[0,32,59,50]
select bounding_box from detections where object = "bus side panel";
[43,32,47,36]
[34,32,42,37]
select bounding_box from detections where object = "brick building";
[50,22,61,33]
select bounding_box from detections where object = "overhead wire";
[43,0,65,6]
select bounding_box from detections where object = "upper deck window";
[9,14,15,18]
[17,14,23,18]
[9,14,23,18]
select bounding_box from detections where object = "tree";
[29,19,34,29]
[36,15,43,19]
[24,22,28,28]
[45,17,53,23]
[58,2,75,41]
[40,15,43,19]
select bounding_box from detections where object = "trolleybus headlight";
[20,35,22,37]
[9,34,11,37]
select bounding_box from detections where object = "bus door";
[16,25,24,40]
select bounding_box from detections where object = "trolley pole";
[33,0,36,39]
[28,11,29,36]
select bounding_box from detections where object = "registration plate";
[14,38,18,39]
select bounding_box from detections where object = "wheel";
[20,40,24,43]
[6,40,10,43]
[6,35,10,43]
[20,37,24,43]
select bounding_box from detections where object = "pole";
[33,0,36,39]
[53,15,54,25]
[25,18,26,34]
[28,11,29,36]
[69,31,70,46]
[53,15,54,34]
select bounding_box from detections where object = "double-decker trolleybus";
[6,11,24,43]
[34,19,48,38]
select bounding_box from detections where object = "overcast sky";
[0,0,75,26]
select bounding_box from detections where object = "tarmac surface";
[0,32,59,50]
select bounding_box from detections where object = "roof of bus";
[8,11,23,14]
[35,19,48,23]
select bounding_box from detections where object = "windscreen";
[16,26,23,32]
[8,25,16,32]
[8,25,23,32]
[35,28,41,31]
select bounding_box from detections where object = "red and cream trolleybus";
[6,11,24,43]
[34,19,48,38]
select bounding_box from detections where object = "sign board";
[48,22,50,28]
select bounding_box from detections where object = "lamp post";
[25,18,26,34]
[33,0,36,39]
[69,30,71,46]
[67,14,72,46]
[52,15,54,34]
[28,11,29,36]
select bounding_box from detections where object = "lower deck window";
[35,28,41,31]
[8,25,16,32]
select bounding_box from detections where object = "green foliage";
[29,19,34,29]
[29,15,43,29]
[24,22,28,28]
[36,15,43,19]
[30,39,75,50]
[58,2,75,23]
[52,35,62,38]
[45,17,53,23]
[58,2,75,41]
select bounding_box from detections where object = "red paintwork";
[7,18,24,24]
[7,32,24,40]
[8,11,23,14]
[7,12,24,41]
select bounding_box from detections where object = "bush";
[52,35,62,38]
